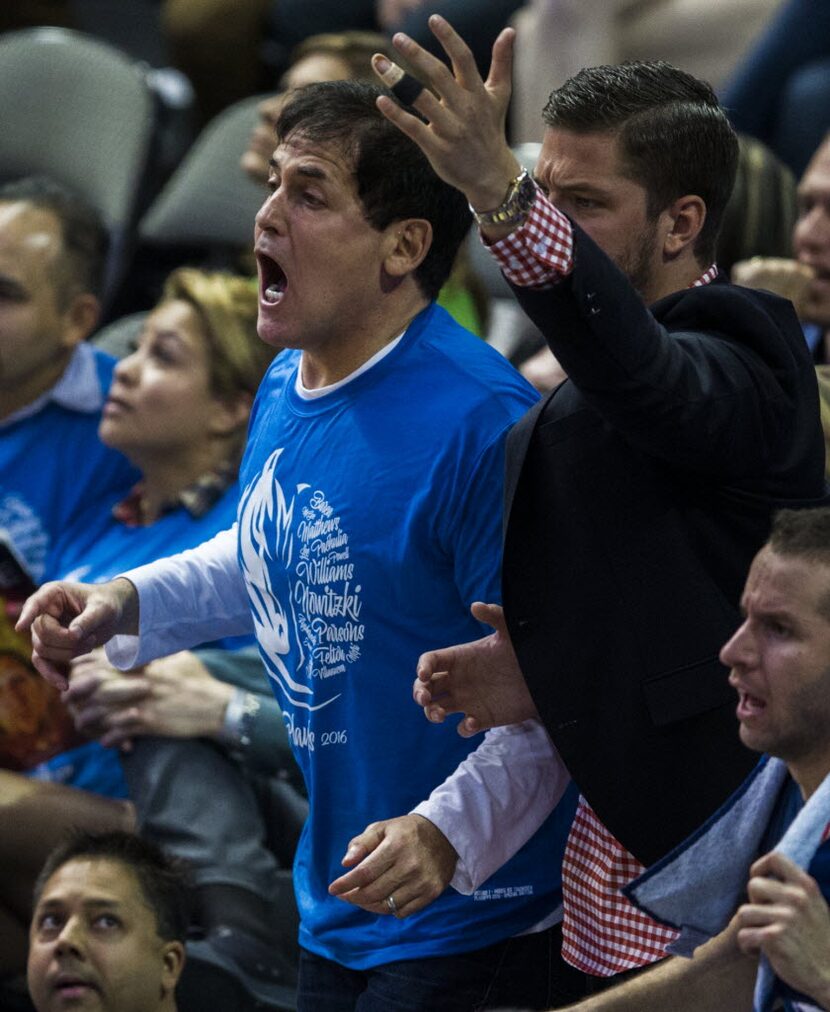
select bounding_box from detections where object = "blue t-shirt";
[238,303,576,968]
[0,348,137,582]
[31,479,250,796]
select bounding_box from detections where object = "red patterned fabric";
[112,460,237,527]
[487,189,573,287]
[561,797,678,975]
[486,187,719,296]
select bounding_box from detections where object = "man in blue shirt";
[20,82,581,1010]
[0,176,136,583]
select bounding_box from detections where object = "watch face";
[472,170,536,226]
[516,172,537,212]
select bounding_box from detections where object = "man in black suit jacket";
[373,12,828,984]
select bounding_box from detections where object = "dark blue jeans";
[297,923,586,1011]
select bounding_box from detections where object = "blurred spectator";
[733,131,830,476]
[510,0,781,145]
[733,133,830,358]
[240,31,395,186]
[266,0,522,81]
[33,268,272,798]
[163,0,272,124]
[722,0,830,177]
[163,0,521,123]
[0,176,138,585]
[715,134,798,276]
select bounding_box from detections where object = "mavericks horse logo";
[238,448,341,711]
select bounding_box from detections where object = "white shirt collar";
[295,333,405,400]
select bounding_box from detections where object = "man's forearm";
[562,924,757,1012]
[107,526,252,669]
[413,721,570,892]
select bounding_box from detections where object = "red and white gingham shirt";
[486,188,718,976]
[560,797,678,975]
[486,184,718,294]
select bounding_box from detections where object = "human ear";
[160,940,186,994]
[60,292,101,348]
[384,219,432,279]
[662,195,706,259]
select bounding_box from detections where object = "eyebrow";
[140,328,188,352]
[738,601,797,625]
[268,158,331,183]
[559,181,612,196]
[38,897,124,911]
[532,177,612,199]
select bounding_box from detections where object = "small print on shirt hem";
[473,885,535,901]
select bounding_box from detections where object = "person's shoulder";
[248,349,300,425]
[260,348,300,389]
[414,303,539,414]
[657,277,808,358]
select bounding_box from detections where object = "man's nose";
[254,181,293,235]
[54,918,84,957]
[255,186,286,234]
[720,620,754,673]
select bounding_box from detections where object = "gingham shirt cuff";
[485,189,574,289]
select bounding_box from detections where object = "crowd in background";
[1,1,830,1010]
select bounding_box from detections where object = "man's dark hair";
[769,508,830,619]
[0,175,109,302]
[275,80,471,301]
[33,831,190,943]
[770,508,830,561]
[543,61,739,263]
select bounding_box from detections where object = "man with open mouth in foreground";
[18,79,581,1010]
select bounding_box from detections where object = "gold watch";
[470,169,536,228]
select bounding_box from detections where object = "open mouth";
[257,252,288,306]
[737,690,766,720]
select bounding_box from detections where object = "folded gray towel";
[624,757,830,1011]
